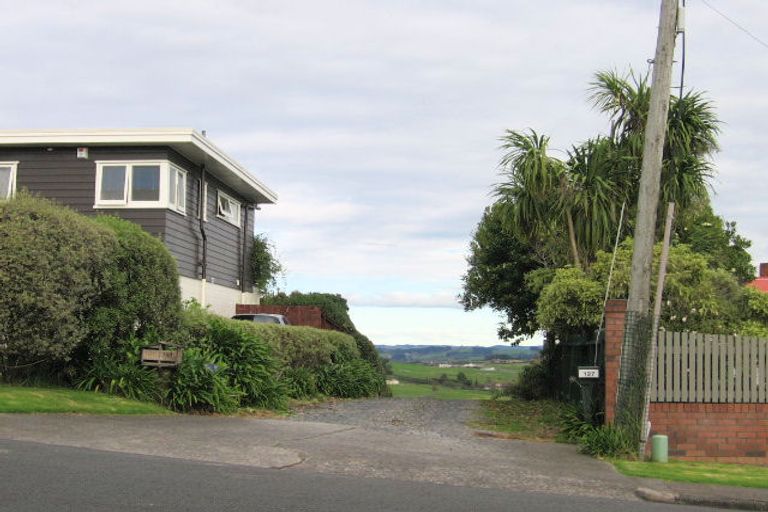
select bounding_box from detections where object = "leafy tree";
[250,234,283,294]
[460,204,541,340]
[536,268,604,339]
[675,200,754,283]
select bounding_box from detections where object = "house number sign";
[577,366,600,379]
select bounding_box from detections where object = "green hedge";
[262,291,383,371]
[0,194,117,367]
[88,215,181,347]
[237,323,359,369]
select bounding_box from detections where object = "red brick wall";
[234,304,335,330]
[649,403,768,463]
[604,299,768,464]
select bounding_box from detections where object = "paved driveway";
[0,398,639,501]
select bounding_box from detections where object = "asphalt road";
[1,439,711,512]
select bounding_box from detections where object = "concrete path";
[0,399,639,501]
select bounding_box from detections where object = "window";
[217,190,241,227]
[0,162,18,200]
[94,160,187,215]
[168,165,187,214]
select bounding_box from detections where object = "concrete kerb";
[636,485,768,511]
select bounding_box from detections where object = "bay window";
[94,160,186,215]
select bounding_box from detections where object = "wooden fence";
[653,332,768,403]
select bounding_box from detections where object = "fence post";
[604,299,628,424]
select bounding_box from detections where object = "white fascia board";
[0,128,278,204]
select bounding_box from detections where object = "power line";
[700,0,768,50]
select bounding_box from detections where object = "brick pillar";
[604,299,627,424]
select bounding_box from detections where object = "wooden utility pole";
[615,0,679,435]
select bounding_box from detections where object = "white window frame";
[0,161,19,200]
[168,164,187,215]
[217,189,241,227]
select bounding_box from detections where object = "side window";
[168,165,187,214]
[0,162,18,200]
[217,190,241,227]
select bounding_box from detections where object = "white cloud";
[2,0,768,344]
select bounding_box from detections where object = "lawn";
[472,398,567,440]
[0,385,171,414]
[613,460,768,489]
[387,361,526,401]
[390,361,525,385]
[389,381,494,400]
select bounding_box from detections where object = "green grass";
[390,361,525,385]
[387,361,526,401]
[389,382,494,400]
[0,385,171,414]
[613,460,768,489]
[472,398,567,440]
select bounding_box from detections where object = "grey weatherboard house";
[0,128,277,316]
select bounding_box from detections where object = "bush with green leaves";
[88,215,181,348]
[316,360,386,398]
[262,291,383,370]
[509,361,550,401]
[202,317,287,409]
[240,323,359,369]
[283,367,318,399]
[579,425,634,458]
[536,267,604,339]
[166,348,240,414]
[0,194,117,370]
[75,339,161,403]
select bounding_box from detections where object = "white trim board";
[0,128,277,205]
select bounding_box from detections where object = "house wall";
[604,300,768,464]
[2,145,257,315]
[181,276,258,317]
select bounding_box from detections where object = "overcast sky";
[1,0,766,346]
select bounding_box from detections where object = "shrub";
[579,425,634,458]
[558,404,596,443]
[166,348,240,414]
[204,317,287,409]
[234,322,359,369]
[262,291,384,370]
[316,360,386,398]
[0,194,117,369]
[75,339,161,403]
[88,215,181,347]
[508,361,550,400]
[283,367,318,399]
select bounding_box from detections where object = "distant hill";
[375,344,541,363]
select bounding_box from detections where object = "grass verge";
[0,385,171,414]
[472,398,566,440]
[613,460,768,489]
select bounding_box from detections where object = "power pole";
[615,0,679,439]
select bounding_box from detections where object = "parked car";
[231,313,290,325]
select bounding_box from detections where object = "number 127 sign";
[577,366,600,379]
